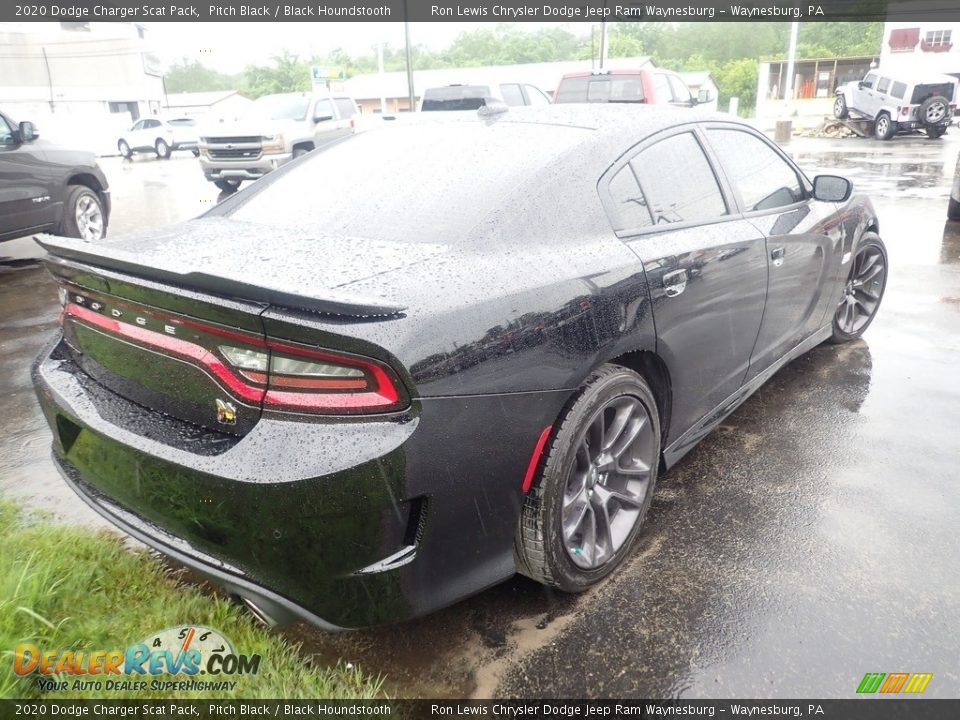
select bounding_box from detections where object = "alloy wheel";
[925,102,946,124]
[562,395,655,570]
[75,194,104,241]
[836,244,886,335]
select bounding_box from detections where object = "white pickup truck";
[198,92,358,192]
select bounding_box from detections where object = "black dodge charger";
[33,106,887,629]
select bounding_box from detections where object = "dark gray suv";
[0,110,111,243]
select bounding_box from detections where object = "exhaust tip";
[240,596,279,628]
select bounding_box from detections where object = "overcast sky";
[147,21,581,73]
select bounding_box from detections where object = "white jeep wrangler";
[834,70,957,140]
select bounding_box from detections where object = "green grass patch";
[0,501,384,699]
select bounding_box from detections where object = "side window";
[652,74,671,101]
[707,128,804,212]
[131,120,145,131]
[499,84,525,106]
[523,85,551,106]
[334,98,356,118]
[606,165,653,233]
[668,75,692,103]
[144,119,161,129]
[630,132,727,225]
[891,81,907,99]
[0,115,14,145]
[861,73,877,89]
[877,77,891,94]
[313,100,334,120]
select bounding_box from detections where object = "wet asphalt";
[1,135,959,699]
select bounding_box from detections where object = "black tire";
[292,146,312,159]
[874,113,896,141]
[155,138,171,159]
[948,197,960,222]
[833,95,849,120]
[829,233,887,344]
[514,364,661,592]
[118,140,132,159]
[60,185,106,242]
[191,148,200,157]
[925,125,946,139]
[213,179,241,193]
[919,95,950,126]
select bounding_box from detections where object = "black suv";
[0,110,111,243]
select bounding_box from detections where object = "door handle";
[662,268,688,297]
[770,247,786,267]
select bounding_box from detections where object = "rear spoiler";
[35,234,407,319]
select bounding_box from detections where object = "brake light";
[63,301,406,415]
[900,106,909,116]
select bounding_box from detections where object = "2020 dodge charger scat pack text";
[32,107,887,629]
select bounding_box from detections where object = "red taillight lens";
[218,341,404,413]
[900,106,909,116]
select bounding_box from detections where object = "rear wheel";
[829,233,887,343]
[874,113,896,141]
[155,138,171,159]
[118,140,132,159]
[213,179,241,193]
[948,197,960,221]
[61,186,106,242]
[833,95,849,120]
[515,365,660,592]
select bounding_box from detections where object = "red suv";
[554,69,709,107]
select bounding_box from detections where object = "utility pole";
[377,42,386,114]
[599,21,608,70]
[784,21,799,101]
[403,2,415,111]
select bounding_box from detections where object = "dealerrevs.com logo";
[14,625,261,693]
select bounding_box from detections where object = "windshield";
[555,75,647,104]
[422,86,492,111]
[250,94,311,121]
[911,83,955,103]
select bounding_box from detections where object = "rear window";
[555,75,646,104]
[167,118,196,127]
[226,123,589,241]
[911,83,955,103]
[422,86,492,111]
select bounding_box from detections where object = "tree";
[242,51,310,98]
[164,60,238,93]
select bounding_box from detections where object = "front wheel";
[118,140,132,159]
[874,114,896,141]
[829,233,887,343]
[61,186,106,242]
[833,95,849,120]
[514,365,661,592]
[213,178,241,193]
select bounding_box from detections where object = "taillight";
[218,341,404,413]
[900,106,909,116]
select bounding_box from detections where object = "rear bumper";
[33,335,567,628]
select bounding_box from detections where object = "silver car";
[834,71,957,140]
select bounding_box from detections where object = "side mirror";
[697,88,713,104]
[813,175,852,203]
[18,121,37,142]
[313,114,334,123]
[857,81,866,89]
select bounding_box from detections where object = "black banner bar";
[5,0,960,23]
[2,700,960,720]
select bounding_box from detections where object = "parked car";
[419,83,552,111]
[33,106,885,629]
[554,68,714,108]
[198,93,358,193]
[834,70,958,140]
[117,117,199,160]
[1,109,110,243]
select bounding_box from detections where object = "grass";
[0,500,385,699]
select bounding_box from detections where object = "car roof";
[560,69,654,79]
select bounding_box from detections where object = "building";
[343,57,656,114]
[163,91,254,121]
[0,22,165,153]
[881,21,960,78]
